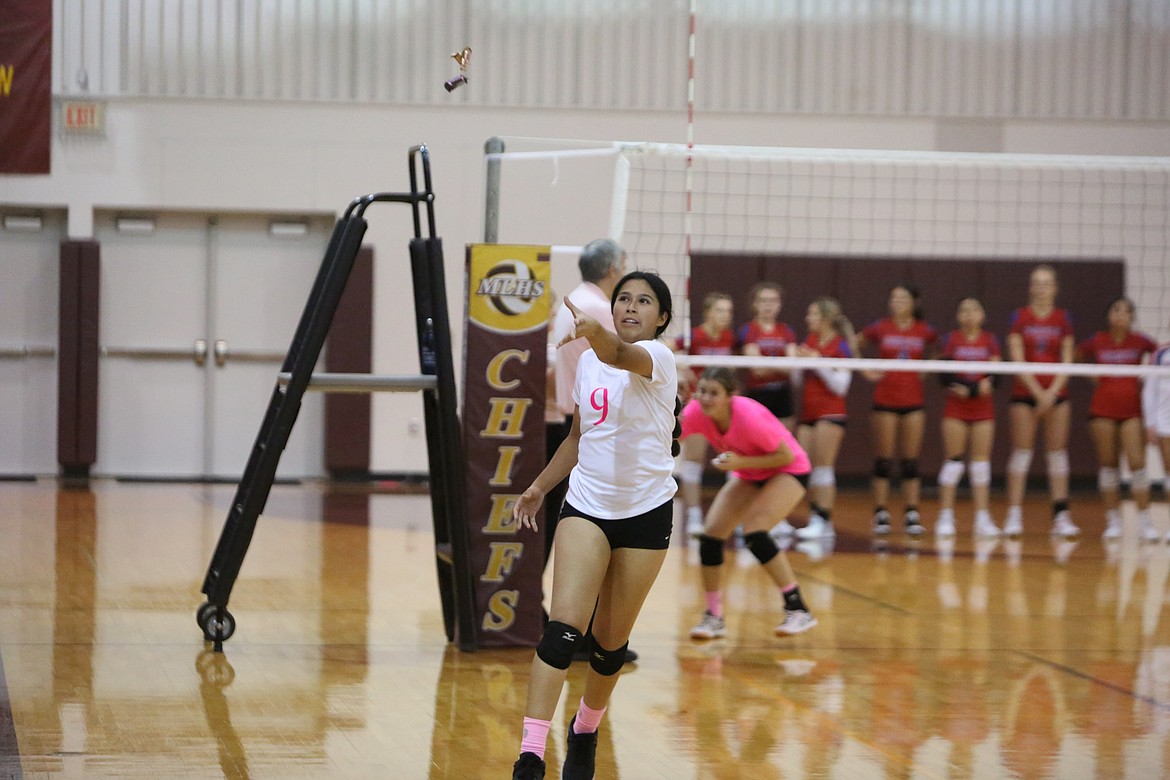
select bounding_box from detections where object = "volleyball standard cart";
[196,145,478,652]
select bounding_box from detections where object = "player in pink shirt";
[857,284,938,536]
[681,367,818,639]
[934,297,1002,539]
[676,292,736,536]
[1004,265,1078,537]
[1078,297,1158,540]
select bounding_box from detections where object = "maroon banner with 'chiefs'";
[462,245,551,648]
[0,0,52,173]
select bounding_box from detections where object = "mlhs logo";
[476,260,547,317]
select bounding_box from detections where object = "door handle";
[194,339,208,367]
[214,340,228,367]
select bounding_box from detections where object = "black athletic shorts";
[1011,396,1069,408]
[872,404,925,415]
[747,384,795,420]
[559,499,673,550]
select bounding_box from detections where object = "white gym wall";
[0,0,1167,476]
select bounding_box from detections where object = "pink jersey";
[1007,306,1075,399]
[939,329,1000,422]
[737,320,798,390]
[799,333,852,423]
[861,318,938,408]
[678,326,735,378]
[681,395,810,482]
[1079,330,1157,420]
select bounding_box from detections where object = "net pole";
[682,0,696,349]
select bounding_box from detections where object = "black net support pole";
[197,144,478,653]
[409,236,477,651]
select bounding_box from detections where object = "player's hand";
[1034,389,1055,415]
[557,297,603,348]
[862,370,885,382]
[711,452,738,472]
[947,382,969,399]
[513,485,546,532]
[977,378,993,397]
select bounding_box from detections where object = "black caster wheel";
[196,602,218,634]
[200,606,236,644]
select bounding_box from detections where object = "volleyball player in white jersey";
[511,271,678,780]
[1144,338,1170,542]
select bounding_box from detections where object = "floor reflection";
[1,481,1170,777]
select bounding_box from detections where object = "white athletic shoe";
[685,507,704,537]
[770,518,795,538]
[1102,509,1123,540]
[690,611,727,640]
[1051,510,1080,538]
[1139,510,1159,542]
[796,514,834,539]
[973,511,1002,538]
[934,509,956,537]
[775,610,818,636]
[795,537,833,562]
[1003,507,1024,536]
[872,508,892,535]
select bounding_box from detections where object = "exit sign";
[62,101,105,134]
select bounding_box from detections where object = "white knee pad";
[810,466,836,488]
[937,459,965,488]
[968,460,991,487]
[677,459,703,484]
[1097,466,1120,492]
[1008,449,1034,476]
[1131,468,1150,493]
[1047,449,1069,478]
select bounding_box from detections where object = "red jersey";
[678,326,735,378]
[1007,307,1075,400]
[861,318,938,408]
[1078,330,1157,420]
[799,334,852,423]
[737,320,797,390]
[939,329,1000,422]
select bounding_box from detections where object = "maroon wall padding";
[691,254,1125,480]
[57,241,100,476]
[324,246,373,477]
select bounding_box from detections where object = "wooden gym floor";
[1,478,1169,779]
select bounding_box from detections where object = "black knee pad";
[743,531,780,565]
[900,458,919,480]
[698,535,724,567]
[536,620,585,670]
[589,640,629,676]
[873,457,896,479]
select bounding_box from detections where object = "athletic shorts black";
[747,384,794,420]
[559,499,673,550]
[872,404,925,415]
[1011,396,1069,408]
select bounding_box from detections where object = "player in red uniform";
[1078,297,1158,540]
[858,284,938,536]
[676,292,736,535]
[934,297,1002,538]
[738,282,799,428]
[1004,265,1078,538]
[791,297,857,541]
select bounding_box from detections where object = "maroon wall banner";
[462,244,551,648]
[0,0,52,173]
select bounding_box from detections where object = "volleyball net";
[483,138,1170,478]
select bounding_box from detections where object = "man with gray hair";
[543,238,639,662]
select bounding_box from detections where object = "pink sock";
[782,582,798,594]
[573,700,607,734]
[521,717,551,758]
[705,591,723,618]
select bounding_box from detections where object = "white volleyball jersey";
[1143,344,1170,435]
[566,339,678,518]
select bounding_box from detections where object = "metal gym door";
[94,212,332,479]
[0,211,63,476]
